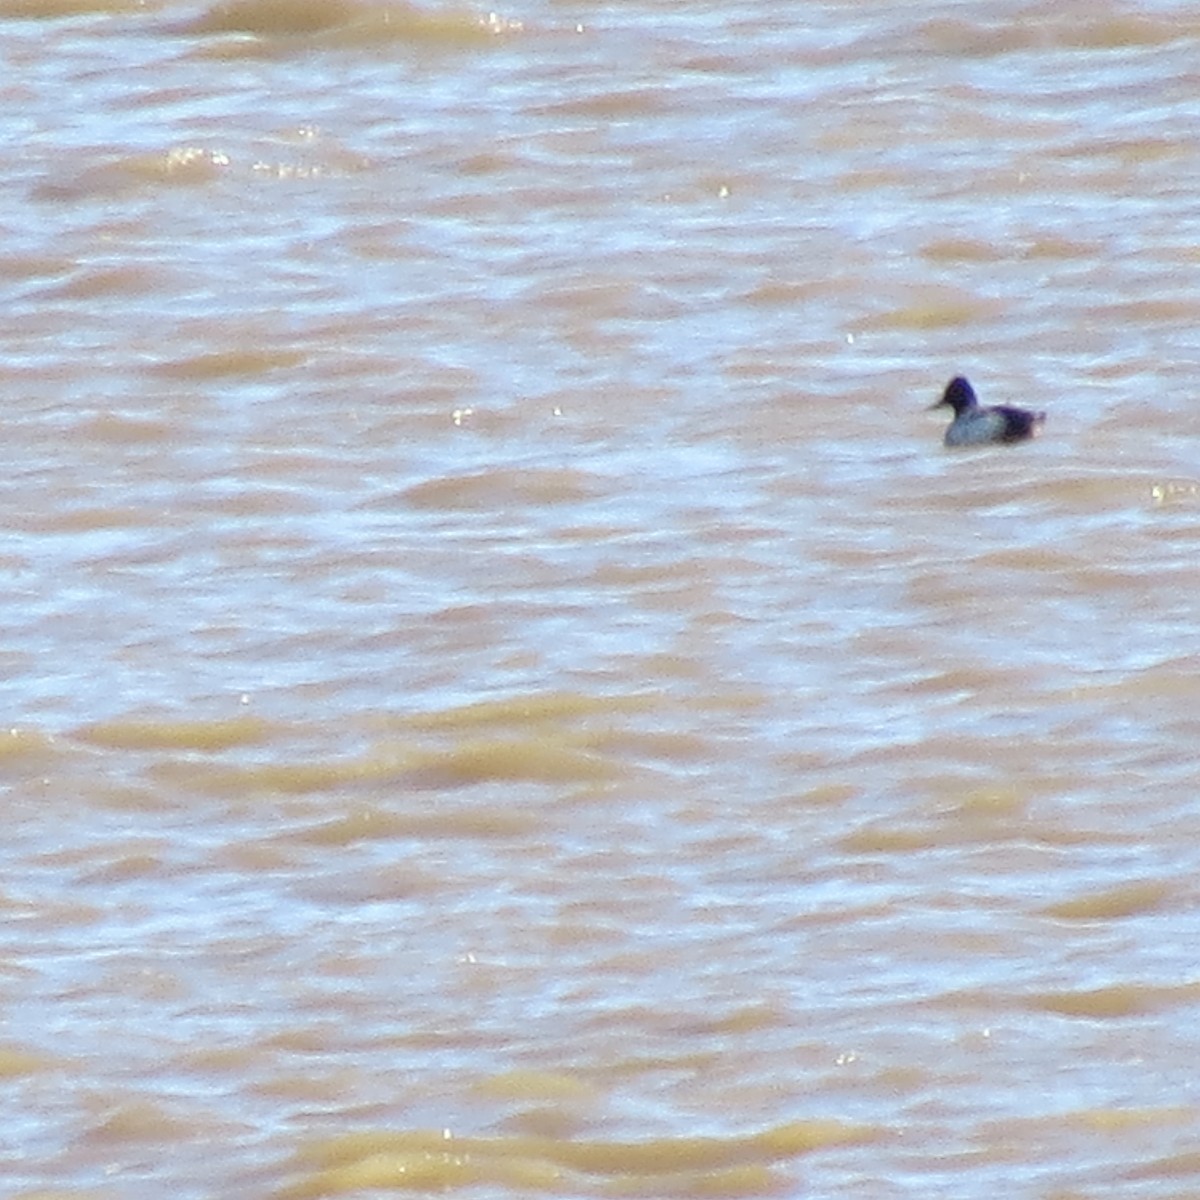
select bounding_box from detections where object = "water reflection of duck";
[930,376,1045,447]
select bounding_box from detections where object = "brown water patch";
[920,237,1003,264]
[12,505,148,534]
[291,803,537,845]
[903,663,1043,699]
[472,1070,598,1105]
[1123,1149,1200,1181]
[1055,661,1200,709]
[77,715,273,752]
[972,544,1084,575]
[189,0,359,34]
[401,691,649,733]
[856,286,1005,332]
[1040,880,1174,921]
[741,276,866,310]
[276,1120,876,1198]
[0,1043,50,1077]
[403,467,603,511]
[1068,1105,1196,1135]
[919,13,1193,57]
[401,737,617,789]
[149,757,379,797]
[1092,298,1200,324]
[75,413,173,444]
[35,147,232,201]
[1020,234,1103,259]
[839,786,1043,856]
[0,0,143,15]
[80,848,171,884]
[151,347,307,379]
[1053,133,1192,167]
[917,230,1101,264]
[84,1099,201,1145]
[536,86,676,120]
[0,727,61,769]
[1030,981,1200,1020]
[185,0,522,45]
[46,263,171,300]
[1022,470,1142,508]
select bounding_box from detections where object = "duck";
[929,376,1045,447]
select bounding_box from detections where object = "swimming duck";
[930,376,1045,447]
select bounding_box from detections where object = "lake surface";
[2,1,1200,1196]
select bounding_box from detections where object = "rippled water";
[3,1,1200,1196]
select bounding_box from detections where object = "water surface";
[2,1,1199,1196]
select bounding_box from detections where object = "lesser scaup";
[930,376,1045,447]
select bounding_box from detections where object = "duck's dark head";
[928,375,978,415]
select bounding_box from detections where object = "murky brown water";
[3,1,1200,1196]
